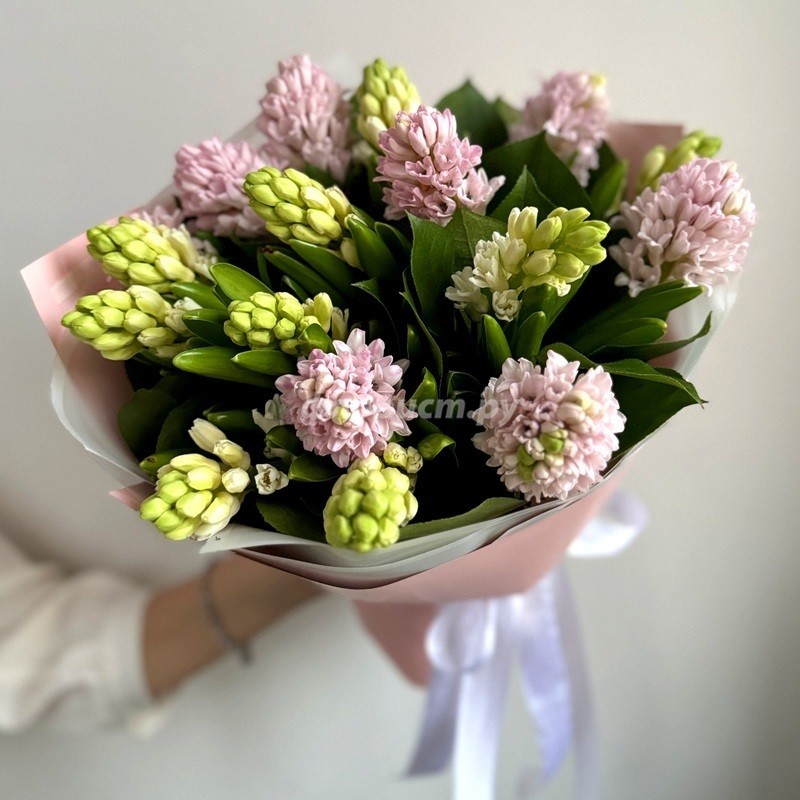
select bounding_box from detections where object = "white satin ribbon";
[407,489,647,800]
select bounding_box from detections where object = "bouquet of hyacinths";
[23,54,755,799]
[40,56,754,562]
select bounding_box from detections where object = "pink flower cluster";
[173,137,264,237]
[257,54,351,182]
[275,330,415,468]
[511,71,608,186]
[610,158,756,296]
[472,352,625,503]
[375,106,504,225]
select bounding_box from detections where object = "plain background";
[1,1,799,798]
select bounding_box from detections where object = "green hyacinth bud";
[355,59,421,148]
[323,458,419,552]
[507,207,610,297]
[636,130,723,193]
[61,285,192,361]
[223,290,322,355]
[243,167,354,247]
[86,217,206,293]
[141,450,250,541]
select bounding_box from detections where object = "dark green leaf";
[156,397,209,452]
[437,80,507,149]
[481,314,512,373]
[139,449,192,476]
[493,97,521,129]
[257,500,325,542]
[409,215,456,333]
[287,240,357,297]
[348,215,397,281]
[417,432,455,460]
[512,311,547,359]
[173,347,275,387]
[264,250,344,306]
[117,388,178,461]
[411,368,439,405]
[375,222,412,260]
[571,316,667,355]
[170,281,228,311]
[280,276,310,300]
[232,348,296,376]
[210,263,271,301]
[491,167,556,220]
[400,497,524,539]
[401,290,444,380]
[265,424,304,456]
[482,132,592,212]
[181,309,233,347]
[589,158,628,219]
[288,453,340,482]
[449,207,505,262]
[298,322,334,354]
[596,312,712,362]
[205,409,260,435]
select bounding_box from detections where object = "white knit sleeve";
[0,534,159,733]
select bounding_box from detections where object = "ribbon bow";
[407,489,648,800]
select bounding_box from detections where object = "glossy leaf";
[491,167,556,220]
[409,215,456,333]
[298,322,334,354]
[257,500,325,542]
[170,281,228,311]
[436,80,507,149]
[181,309,232,347]
[156,397,209,452]
[400,497,524,540]
[264,250,344,306]
[232,348,296,376]
[117,388,178,461]
[288,453,340,482]
[348,215,397,281]
[210,262,271,301]
[512,310,547,359]
[265,424,304,456]
[173,347,275,387]
[481,314,512,373]
[287,240,357,297]
[205,409,260,435]
[417,432,456,460]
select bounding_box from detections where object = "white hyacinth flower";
[254,464,289,495]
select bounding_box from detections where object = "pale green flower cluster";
[61,286,196,361]
[636,130,722,193]
[323,454,419,552]
[87,216,214,293]
[446,206,610,321]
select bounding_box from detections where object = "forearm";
[143,556,320,699]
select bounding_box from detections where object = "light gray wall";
[2,1,798,798]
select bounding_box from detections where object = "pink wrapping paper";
[20,122,685,685]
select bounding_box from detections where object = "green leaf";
[298,322,334,354]
[571,316,667,355]
[288,453,340,482]
[512,311,547,359]
[482,132,592,212]
[173,347,275,387]
[264,250,344,306]
[265,424,304,456]
[156,397,208,452]
[257,500,325,542]
[481,314,512,373]
[491,167,556,220]
[401,289,444,380]
[449,207,505,262]
[117,388,178,461]
[255,248,272,287]
[589,157,628,219]
[280,276,310,300]
[375,222,412,260]
[287,240,357,297]
[181,309,232,347]
[596,313,712,362]
[539,342,597,368]
[347,215,397,281]
[205,409,260,435]
[602,359,704,405]
[409,215,456,333]
[411,368,439,405]
[170,281,228,311]
[400,497,524,539]
[232,348,297,376]
[493,97,521,129]
[436,80,507,149]
[407,323,423,363]
[417,432,455,460]
[210,263,271,301]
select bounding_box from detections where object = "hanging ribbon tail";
[568,488,648,558]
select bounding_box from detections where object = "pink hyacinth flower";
[173,137,265,238]
[257,54,351,183]
[472,352,625,503]
[610,158,756,296]
[375,105,504,225]
[275,330,415,468]
[511,71,609,186]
